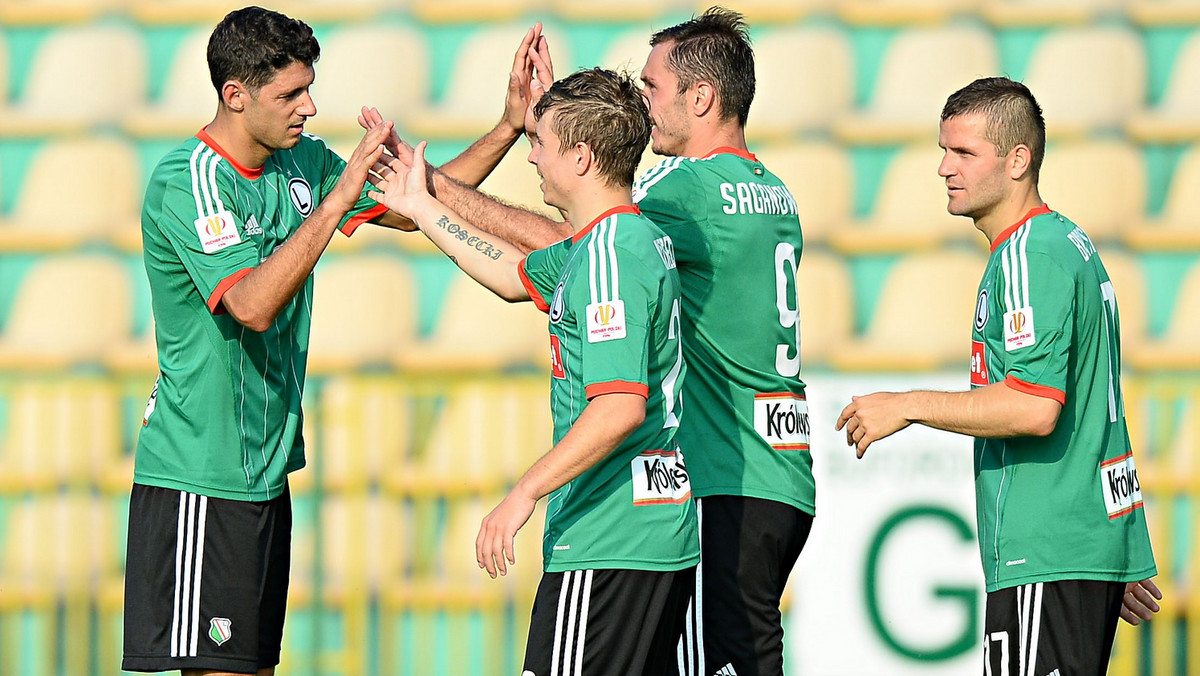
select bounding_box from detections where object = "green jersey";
[633,148,813,514]
[971,205,1156,592]
[136,129,385,501]
[518,205,699,572]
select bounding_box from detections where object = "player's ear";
[221,80,248,112]
[691,80,716,117]
[573,141,592,177]
[1009,143,1033,181]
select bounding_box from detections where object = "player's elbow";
[1022,400,1062,437]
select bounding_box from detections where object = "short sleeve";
[519,237,573,313]
[310,137,387,237]
[571,247,658,400]
[634,159,703,265]
[1000,251,1072,404]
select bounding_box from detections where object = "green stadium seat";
[0,136,140,250]
[982,0,1124,26]
[0,25,145,136]
[1126,30,1200,143]
[396,275,548,372]
[829,250,987,371]
[1128,258,1200,370]
[756,142,853,245]
[0,255,134,370]
[833,26,998,144]
[796,251,854,367]
[837,0,982,26]
[1124,144,1200,251]
[304,24,431,139]
[749,26,854,140]
[1038,140,1145,243]
[308,255,418,373]
[1023,26,1145,137]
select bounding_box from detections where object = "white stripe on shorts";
[170,492,208,658]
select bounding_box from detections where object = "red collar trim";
[990,204,1052,252]
[196,127,264,180]
[702,146,756,161]
[572,204,640,243]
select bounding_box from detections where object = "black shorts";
[983,579,1125,676]
[122,483,292,673]
[523,566,695,676]
[676,495,813,676]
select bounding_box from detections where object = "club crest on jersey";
[1004,306,1035,351]
[1100,452,1144,519]
[586,299,626,342]
[753,393,810,450]
[208,617,232,646]
[194,210,241,253]
[549,282,566,323]
[631,449,691,505]
[288,177,314,217]
[975,289,989,331]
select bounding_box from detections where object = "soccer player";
[362,9,811,674]
[836,77,1160,675]
[368,68,699,675]
[121,7,416,674]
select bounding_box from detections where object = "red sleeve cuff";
[1004,374,1066,405]
[585,380,650,400]
[519,258,550,313]
[341,203,389,237]
[207,268,254,315]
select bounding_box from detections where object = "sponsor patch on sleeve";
[1100,452,1144,519]
[1003,306,1035,351]
[631,449,691,505]
[586,299,626,342]
[194,210,242,253]
[970,340,989,387]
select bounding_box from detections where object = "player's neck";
[204,114,272,170]
[977,187,1045,245]
[680,120,748,158]
[565,184,636,235]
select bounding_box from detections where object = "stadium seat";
[1022,27,1144,137]
[982,0,1124,25]
[0,379,124,491]
[0,0,120,24]
[1096,248,1148,364]
[1124,144,1200,251]
[410,0,535,22]
[303,24,430,139]
[829,250,987,371]
[129,0,251,23]
[0,255,133,369]
[309,375,414,492]
[1128,258,1200,370]
[552,0,682,21]
[750,27,854,140]
[830,144,974,254]
[598,28,653,74]
[397,275,548,372]
[796,251,854,367]
[684,0,834,22]
[833,26,997,144]
[1128,0,1200,25]
[1126,30,1200,143]
[837,0,981,25]
[123,28,214,139]
[307,255,418,373]
[475,144,557,218]
[755,142,853,245]
[407,25,572,140]
[0,137,140,250]
[1037,140,1144,243]
[0,25,145,136]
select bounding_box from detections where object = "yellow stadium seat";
[830,144,973,254]
[686,0,833,22]
[307,375,414,493]
[307,255,418,373]
[129,0,249,23]
[796,251,853,367]
[1126,31,1200,143]
[983,0,1124,25]
[410,0,535,22]
[0,379,125,491]
[304,24,430,139]
[397,276,548,372]
[0,255,133,369]
[829,250,987,371]
[476,144,559,218]
[0,0,120,24]
[837,0,981,25]
[124,29,214,139]
[833,26,997,144]
[1037,140,1144,242]
[0,25,145,136]
[553,0,682,21]
[407,25,572,140]
[0,137,140,250]
[1095,248,1148,364]
[750,27,854,140]
[1023,27,1144,138]
[1128,0,1200,25]
[1124,144,1200,251]
[1128,259,1200,371]
[756,142,852,245]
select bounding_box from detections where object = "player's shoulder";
[149,136,226,194]
[633,156,698,201]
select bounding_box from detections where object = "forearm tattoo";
[435,215,503,261]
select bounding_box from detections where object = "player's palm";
[369,141,431,219]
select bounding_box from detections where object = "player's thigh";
[983,580,1124,676]
[523,567,694,676]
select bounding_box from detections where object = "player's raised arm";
[369,140,530,301]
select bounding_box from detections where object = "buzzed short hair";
[650,6,755,126]
[207,6,320,94]
[942,77,1046,181]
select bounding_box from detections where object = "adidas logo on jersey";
[715,663,738,675]
[1044,669,1061,676]
[244,215,264,236]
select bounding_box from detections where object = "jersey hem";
[341,203,388,236]
[693,486,816,516]
[585,380,649,399]
[518,258,550,312]
[207,268,253,315]
[132,476,287,503]
[1004,374,1066,405]
[544,552,700,573]
[985,564,1158,593]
